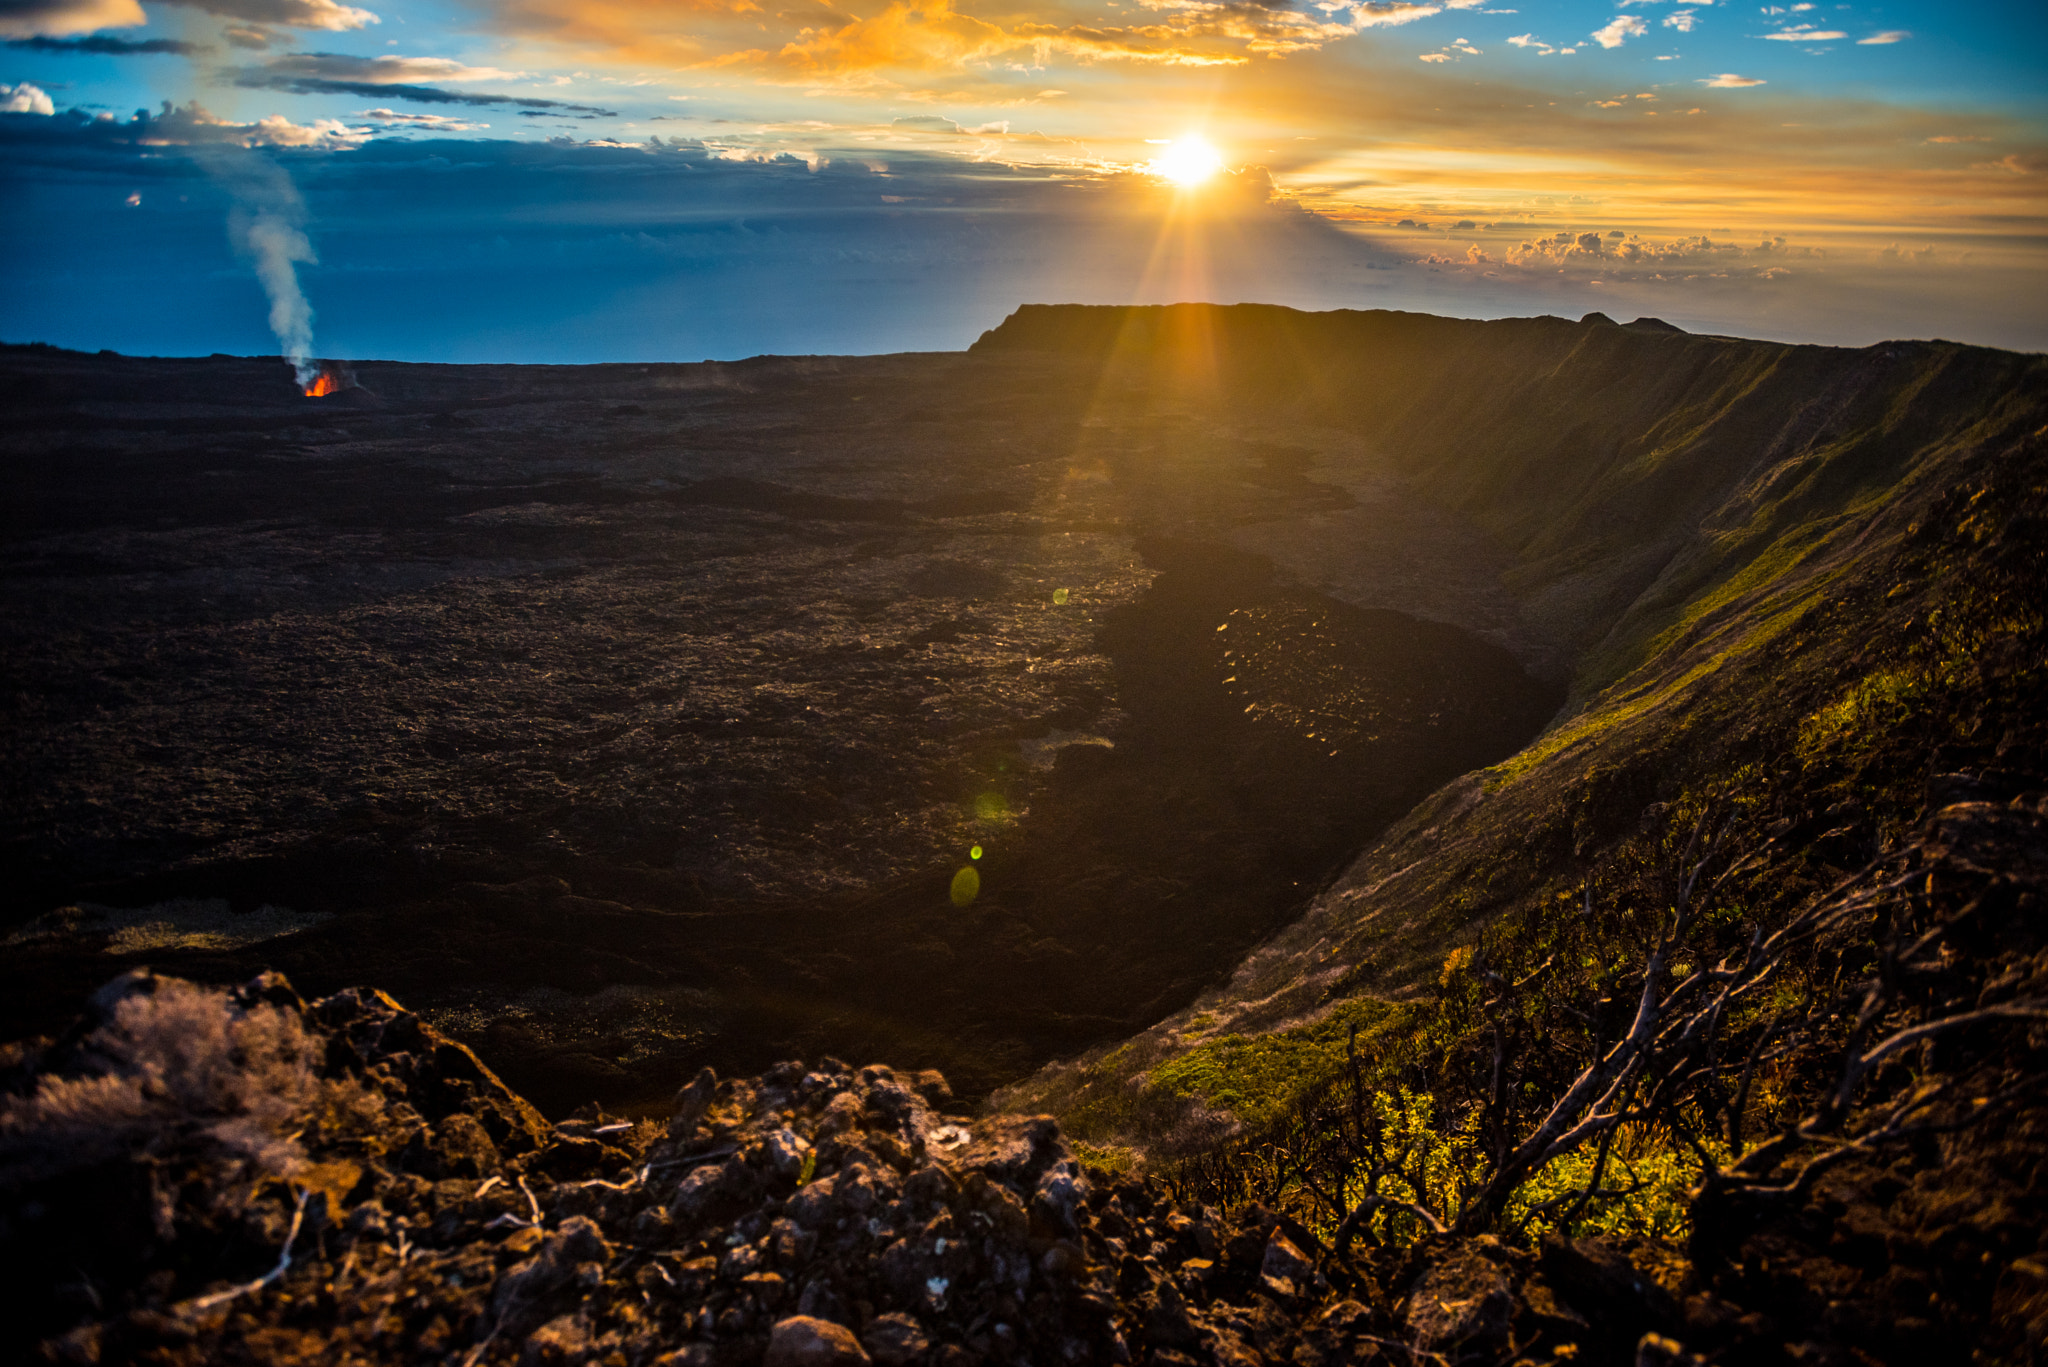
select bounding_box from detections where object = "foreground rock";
[7,969,1981,1366]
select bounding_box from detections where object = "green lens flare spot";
[970,845,983,860]
[950,865,981,906]
[1052,588,1070,605]
[974,792,1008,821]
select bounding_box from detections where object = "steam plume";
[238,207,316,383]
[205,150,320,383]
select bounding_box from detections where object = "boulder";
[766,1316,871,1366]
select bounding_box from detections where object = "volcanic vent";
[299,358,357,397]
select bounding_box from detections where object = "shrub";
[0,976,321,1189]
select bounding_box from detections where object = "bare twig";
[184,1187,312,1313]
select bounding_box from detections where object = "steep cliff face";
[981,304,2048,1149]
[975,304,2047,700]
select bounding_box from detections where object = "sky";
[1,0,2043,362]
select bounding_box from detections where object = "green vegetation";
[995,314,2048,1259]
[1146,998,1406,1131]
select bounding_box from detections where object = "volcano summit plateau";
[3,303,2046,1365]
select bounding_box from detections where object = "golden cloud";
[486,0,1371,84]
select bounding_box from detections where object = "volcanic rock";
[764,1316,869,1366]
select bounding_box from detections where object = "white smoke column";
[237,208,317,384]
[207,151,320,385]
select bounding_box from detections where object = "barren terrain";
[0,336,1556,1112]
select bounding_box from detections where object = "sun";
[1151,135,1224,188]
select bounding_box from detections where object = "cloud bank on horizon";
[1,0,2043,358]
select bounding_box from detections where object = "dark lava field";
[0,339,1558,1114]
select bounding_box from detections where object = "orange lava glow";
[303,372,340,397]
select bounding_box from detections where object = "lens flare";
[950,866,981,906]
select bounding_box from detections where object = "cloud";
[9,98,2047,357]
[1981,153,2044,176]
[1761,26,1846,41]
[708,0,1375,85]
[7,33,200,52]
[1699,72,1764,86]
[482,0,1395,86]
[237,71,616,114]
[1590,15,1647,48]
[0,0,143,39]
[1418,34,1480,61]
[1856,30,1908,45]
[354,108,489,130]
[243,111,371,146]
[0,129,1438,360]
[13,98,371,146]
[235,53,618,114]
[1663,10,1695,31]
[1,78,54,112]
[1500,227,1807,275]
[151,0,377,32]
[1350,2,1440,26]
[248,51,520,84]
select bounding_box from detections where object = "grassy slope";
[977,304,2048,1162]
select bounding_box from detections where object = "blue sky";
[3,1,2043,360]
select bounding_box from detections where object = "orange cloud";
[488,0,1369,85]
[705,1,1014,83]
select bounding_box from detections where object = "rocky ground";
[0,343,1556,1112]
[9,967,1976,1367]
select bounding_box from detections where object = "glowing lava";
[303,371,340,397]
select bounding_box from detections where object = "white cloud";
[1350,2,1441,27]
[246,112,372,145]
[1698,71,1765,86]
[0,0,143,39]
[1,80,55,113]
[1857,30,1909,44]
[152,0,376,30]
[1591,15,1648,47]
[256,52,521,84]
[1502,228,1805,274]
[354,108,489,130]
[80,99,374,147]
[1762,25,1847,40]
[1419,34,1481,60]
[1664,10,1697,30]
